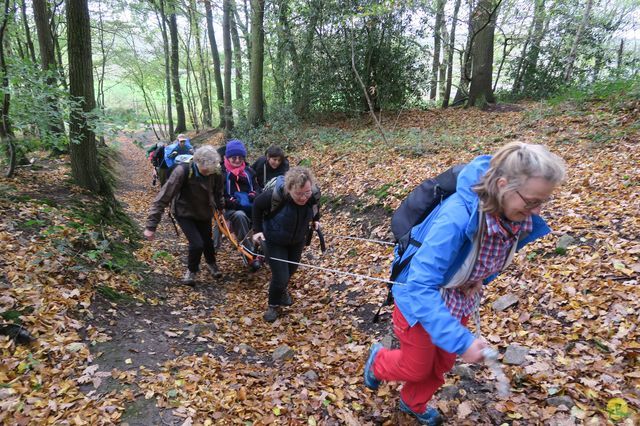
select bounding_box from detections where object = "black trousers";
[176,217,216,273]
[265,240,305,306]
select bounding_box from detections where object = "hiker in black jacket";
[252,167,320,322]
[251,145,290,189]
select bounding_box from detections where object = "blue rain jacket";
[391,155,551,355]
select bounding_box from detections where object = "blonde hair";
[473,142,566,214]
[193,145,220,172]
[284,167,316,194]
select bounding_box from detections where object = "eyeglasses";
[293,190,312,198]
[515,190,551,209]
[228,155,244,161]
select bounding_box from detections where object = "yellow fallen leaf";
[125,358,132,364]
[606,398,629,421]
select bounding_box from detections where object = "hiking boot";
[182,270,197,285]
[263,306,279,323]
[364,343,383,390]
[399,399,443,425]
[281,291,293,306]
[205,262,222,279]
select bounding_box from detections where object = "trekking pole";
[322,233,395,246]
[167,212,180,237]
[473,304,511,398]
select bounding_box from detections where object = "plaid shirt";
[442,213,533,320]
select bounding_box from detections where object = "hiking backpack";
[372,163,465,323]
[150,144,166,168]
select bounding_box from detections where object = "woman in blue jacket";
[364,142,566,424]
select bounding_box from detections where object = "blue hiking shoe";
[364,343,383,390]
[399,399,443,425]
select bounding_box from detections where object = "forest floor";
[1,97,639,425]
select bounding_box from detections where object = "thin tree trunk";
[617,39,624,70]
[204,0,225,128]
[20,0,36,62]
[513,0,545,94]
[223,0,235,131]
[247,0,264,127]
[430,0,445,101]
[563,0,593,82]
[0,0,13,139]
[230,0,244,108]
[191,0,211,127]
[50,5,67,90]
[33,0,65,135]
[468,0,501,107]
[168,10,186,133]
[442,0,461,107]
[67,0,107,194]
[156,0,174,140]
[452,0,475,105]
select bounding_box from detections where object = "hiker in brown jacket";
[144,145,224,285]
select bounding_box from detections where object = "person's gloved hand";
[168,151,178,159]
[248,191,256,202]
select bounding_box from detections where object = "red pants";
[373,307,468,414]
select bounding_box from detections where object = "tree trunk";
[230,0,243,105]
[452,0,475,105]
[223,0,235,131]
[168,10,186,133]
[0,0,13,139]
[204,0,225,128]
[442,0,461,107]
[563,0,593,82]
[291,0,318,117]
[513,0,545,94]
[191,0,211,128]
[430,0,445,101]
[51,13,67,90]
[66,0,107,194]
[617,39,624,70]
[156,1,174,140]
[467,0,500,107]
[20,0,36,62]
[33,0,65,135]
[247,0,264,127]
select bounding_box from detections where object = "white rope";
[243,245,403,286]
[323,233,395,246]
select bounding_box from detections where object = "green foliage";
[547,76,640,108]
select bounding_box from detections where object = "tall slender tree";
[155,0,174,140]
[563,0,593,82]
[430,0,446,101]
[66,0,107,194]
[168,8,186,133]
[20,0,36,62]
[33,0,65,135]
[442,0,461,107]
[222,0,234,131]
[230,0,244,108]
[204,0,225,128]
[247,0,264,126]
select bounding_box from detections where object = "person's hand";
[461,338,488,363]
[313,221,322,231]
[144,229,155,241]
[248,191,256,201]
[168,151,178,158]
[252,232,265,243]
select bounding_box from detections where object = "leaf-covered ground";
[1,99,639,425]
